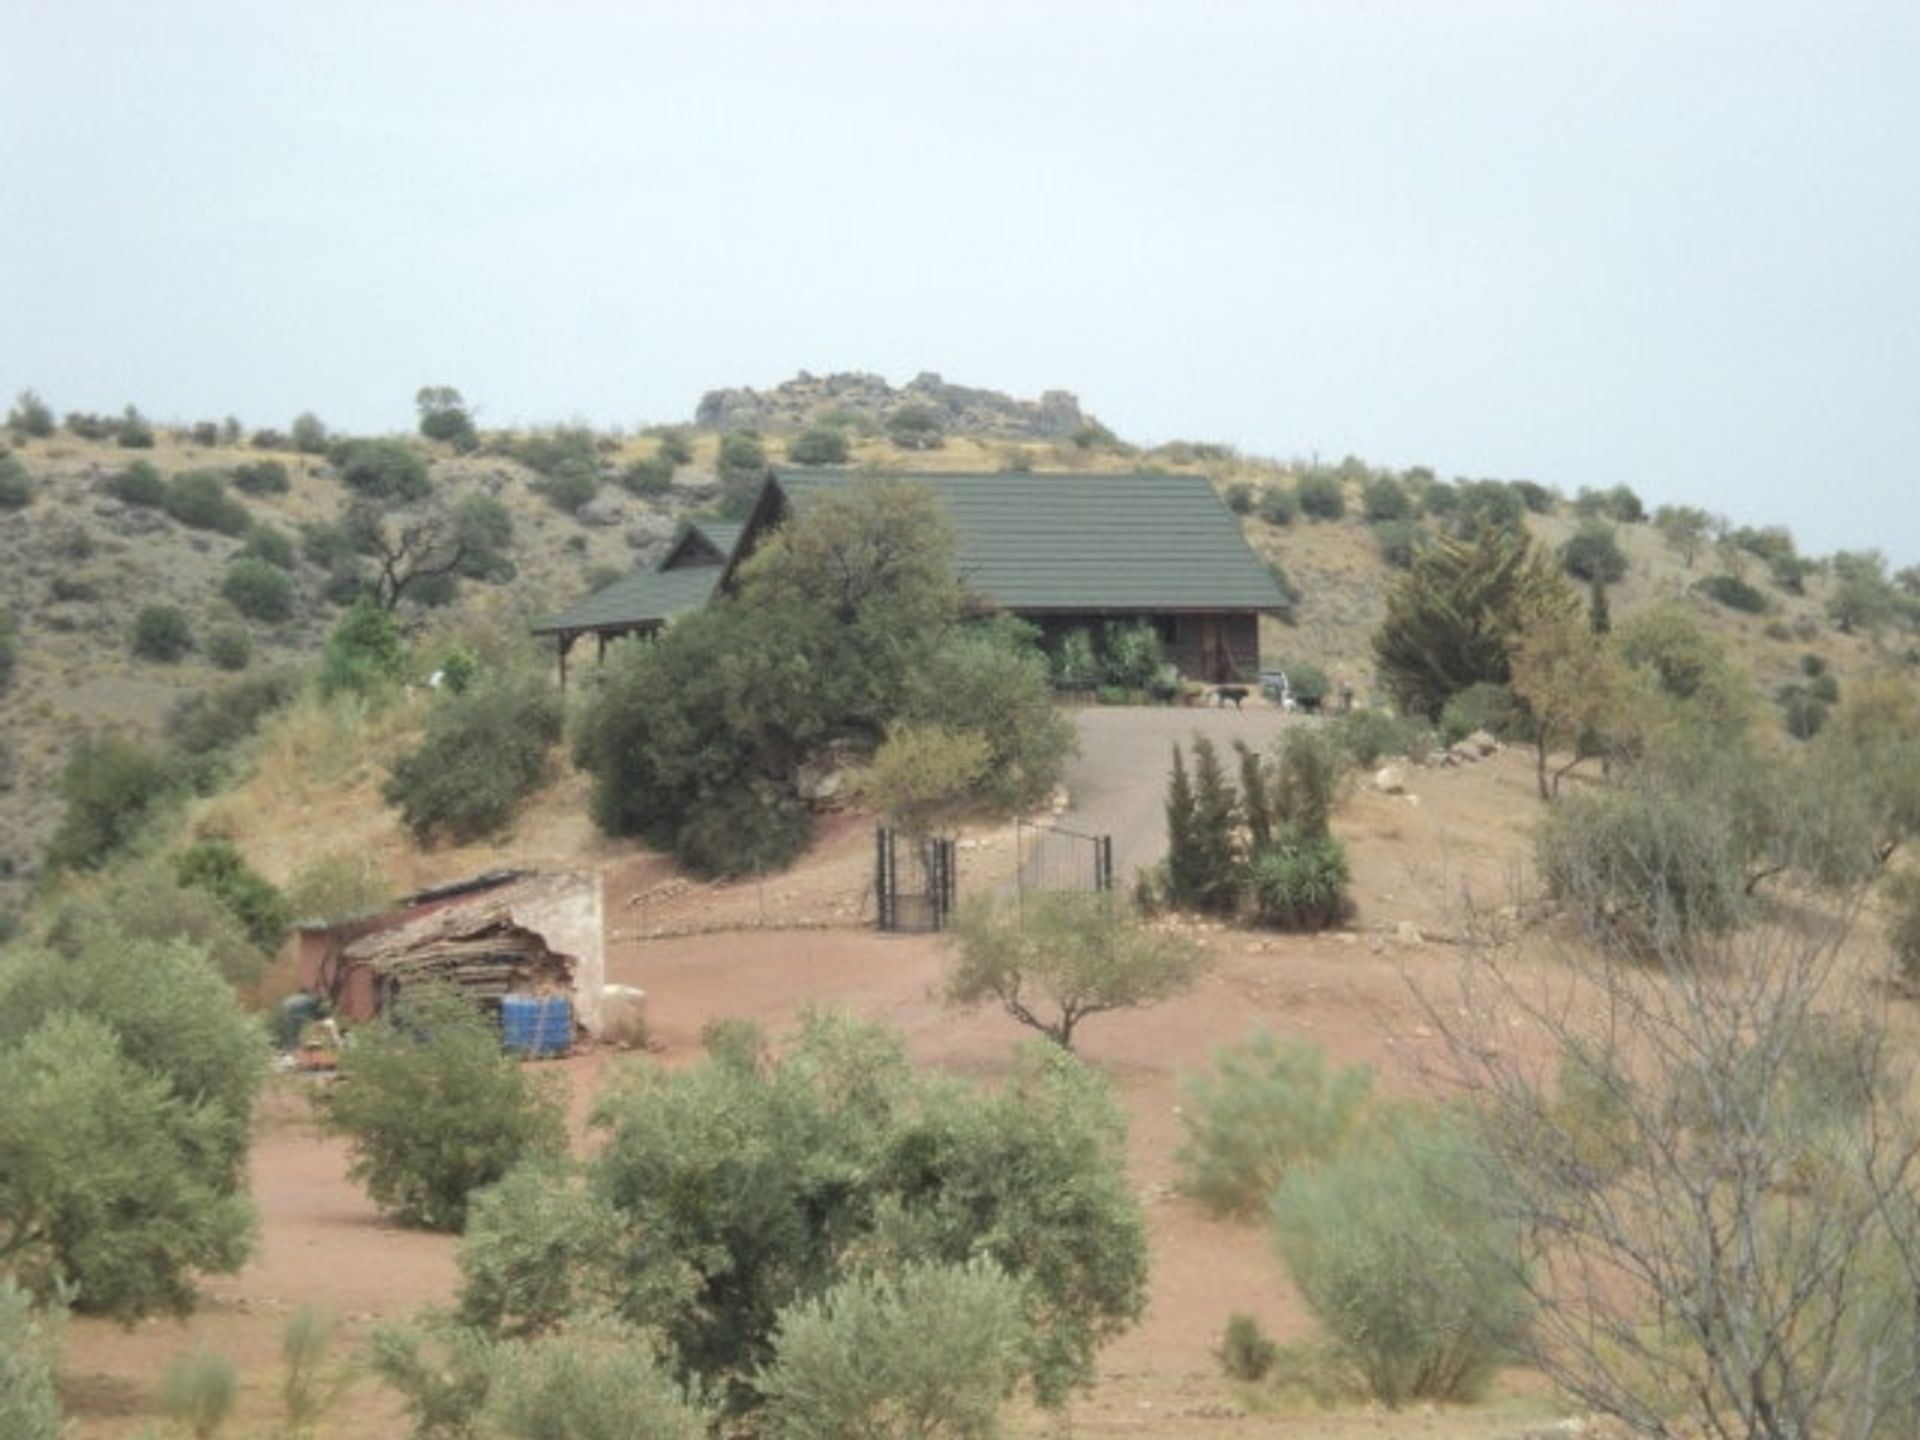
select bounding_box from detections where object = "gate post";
[875,827,893,932]
[1096,835,1114,892]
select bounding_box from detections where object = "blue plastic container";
[501,994,572,1058]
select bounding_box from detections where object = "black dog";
[1213,685,1247,710]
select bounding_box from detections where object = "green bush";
[1362,475,1412,522]
[40,861,268,988]
[1257,485,1297,526]
[1270,1115,1531,1405]
[319,597,405,696]
[173,839,291,954]
[1250,834,1350,930]
[1176,1032,1373,1218]
[675,779,813,878]
[383,672,563,844]
[1694,572,1769,614]
[204,625,252,671]
[161,1348,236,1439]
[283,852,392,926]
[0,934,264,1317]
[316,985,567,1231]
[1372,518,1425,570]
[108,459,167,507]
[1885,871,1920,987]
[1222,480,1255,514]
[646,424,694,464]
[510,425,600,479]
[760,1261,1028,1440]
[619,453,674,496]
[885,404,944,450]
[230,458,290,495]
[454,1167,637,1339]
[0,613,15,695]
[788,426,850,465]
[904,627,1076,814]
[1295,470,1346,520]
[1510,479,1556,514]
[290,412,330,454]
[241,522,297,570]
[131,603,194,661]
[1439,682,1524,745]
[534,464,599,514]
[165,670,297,755]
[222,556,295,622]
[1101,619,1165,691]
[482,1320,710,1440]
[330,437,430,502]
[6,389,54,439]
[116,404,155,448]
[0,451,31,510]
[1218,1313,1280,1382]
[164,470,251,534]
[1328,710,1428,769]
[0,1281,62,1440]
[1560,520,1627,584]
[1284,661,1329,709]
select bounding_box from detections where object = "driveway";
[1048,702,1303,885]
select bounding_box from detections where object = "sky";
[3,1,1918,561]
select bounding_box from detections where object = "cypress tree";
[1189,736,1244,915]
[1165,743,1202,908]
[1236,739,1273,853]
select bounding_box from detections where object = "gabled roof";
[775,470,1287,613]
[532,563,722,636]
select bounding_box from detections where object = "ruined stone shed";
[293,870,606,1036]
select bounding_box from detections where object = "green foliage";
[131,602,194,660]
[1284,661,1329,709]
[0,611,15,695]
[788,426,851,465]
[241,521,297,569]
[116,404,155,448]
[222,554,295,622]
[1100,619,1165,691]
[1372,524,1575,720]
[1218,1314,1280,1383]
[533,466,598,514]
[1510,479,1556,514]
[0,451,31,510]
[1776,683,1830,740]
[903,628,1075,814]
[1439,682,1525,745]
[1574,484,1644,523]
[1361,474,1411,522]
[0,1281,62,1440]
[44,733,174,870]
[1559,519,1627,583]
[885,404,944,450]
[1654,503,1715,566]
[1050,628,1099,688]
[1256,484,1297,526]
[6,389,54,439]
[1294,469,1345,520]
[1537,782,1747,952]
[164,469,251,534]
[289,411,330,455]
[230,458,290,494]
[383,671,563,844]
[319,596,406,696]
[369,1319,499,1440]
[760,1259,1029,1440]
[0,934,264,1317]
[646,424,695,465]
[1827,552,1899,634]
[482,1320,711,1440]
[204,624,252,671]
[162,1348,237,1439]
[416,386,478,451]
[1327,709,1429,769]
[315,985,567,1231]
[173,839,291,953]
[42,859,268,988]
[330,437,431,502]
[862,723,991,833]
[166,670,297,756]
[1165,738,1242,915]
[577,1019,1145,1411]
[1271,728,1338,841]
[1222,480,1255,514]
[454,1166,642,1339]
[1372,518,1426,569]
[1448,479,1527,536]
[943,893,1208,1049]
[1884,870,1920,986]
[1249,834,1350,930]
[1271,1115,1531,1405]
[716,429,769,514]
[1694,571,1769,614]
[107,458,166,506]
[1176,1033,1373,1218]
[620,453,675,496]
[284,851,392,925]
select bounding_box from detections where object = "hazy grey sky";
[4,2,1917,560]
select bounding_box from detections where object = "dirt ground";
[60,733,1577,1439]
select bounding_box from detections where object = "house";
[533,470,1290,683]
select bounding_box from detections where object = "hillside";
[0,385,1906,920]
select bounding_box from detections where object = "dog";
[1212,685,1248,710]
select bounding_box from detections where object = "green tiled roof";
[776,471,1288,612]
[532,563,721,635]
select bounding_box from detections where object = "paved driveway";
[1049,702,1303,884]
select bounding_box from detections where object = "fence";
[875,828,957,933]
[1014,820,1114,896]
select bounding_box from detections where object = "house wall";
[1027,611,1260,683]
[507,872,606,1036]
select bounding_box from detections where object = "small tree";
[943,892,1208,1050]
[1186,736,1243,914]
[43,733,174,871]
[222,555,295,622]
[117,404,155,448]
[0,1281,62,1440]
[1509,604,1640,799]
[330,437,430,502]
[885,404,944,451]
[760,1260,1029,1440]
[131,603,195,661]
[0,452,31,510]
[6,390,54,440]
[861,723,990,836]
[383,672,564,844]
[318,596,406,696]
[788,426,850,466]
[289,411,329,455]
[717,429,769,514]
[415,386,478,451]
[1559,519,1628,584]
[315,985,567,1230]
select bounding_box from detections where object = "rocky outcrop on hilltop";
[693,371,1095,440]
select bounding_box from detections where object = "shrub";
[1257,485,1297,526]
[1560,520,1627,583]
[1250,834,1350,930]
[283,852,392,925]
[533,465,598,514]
[1222,480,1255,514]
[482,1321,711,1440]
[0,613,15,695]
[164,470,251,534]
[161,1349,236,1440]
[1270,1115,1532,1405]
[1218,1314,1280,1383]
[885,404,944,450]
[1176,1032,1374,1218]
[675,779,813,878]
[1372,518,1425,569]
[132,603,194,661]
[1101,618,1165,691]
[1777,684,1829,741]
[165,670,297,755]
[318,597,405,696]
[315,985,567,1231]
[1362,475,1412,522]
[40,861,267,988]
[0,934,264,1317]
[289,411,329,453]
[383,672,563,844]
[1328,709,1428,769]
[0,451,31,510]
[1884,871,1920,987]
[173,839,290,954]
[222,556,295,622]
[788,426,850,465]
[250,427,287,449]
[760,1261,1028,1440]
[0,1281,62,1440]
[1694,572,1768,614]
[1439,682,1525,745]
[1285,661,1329,710]
[117,404,155,448]
[329,437,430,502]
[717,430,770,513]
[108,459,167,506]
[6,389,54,439]
[1051,628,1099,688]
[904,627,1075,814]
[240,522,296,569]
[1510,479,1556,513]
[1165,738,1244,915]
[620,453,674,496]
[416,387,478,451]
[230,458,290,494]
[454,1167,637,1339]
[1295,470,1346,520]
[646,424,694,464]
[510,425,600,479]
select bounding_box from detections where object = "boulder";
[576,495,625,528]
[596,984,648,1048]
[1466,729,1500,756]
[1374,764,1408,795]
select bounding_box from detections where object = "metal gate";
[875,828,956,933]
[1015,820,1114,896]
